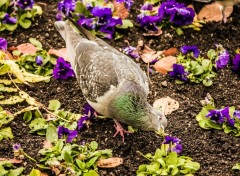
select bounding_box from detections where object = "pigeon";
[194,0,240,22]
[54,19,167,141]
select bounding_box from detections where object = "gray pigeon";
[54,20,167,141]
[194,0,240,22]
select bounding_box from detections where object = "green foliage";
[16,38,56,77]
[232,163,240,170]
[137,145,200,176]
[0,127,13,141]
[0,1,42,31]
[196,95,240,136]
[0,160,24,176]
[176,50,217,86]
[38,140,112,175]
[0,107,14,127]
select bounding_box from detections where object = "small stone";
[161,80,168,87]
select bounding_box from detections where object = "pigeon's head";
[140,102,167,131]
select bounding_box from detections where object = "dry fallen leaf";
[0,158,22,163]
[48,48,68,61]
[153,55,177,74]
[143,29,163,36]
[153,96,179,115]
[113,1,129,19]
[162,47,178,56]
[17,43,37,55]
[97,157,123,168]
[197,2,233,22]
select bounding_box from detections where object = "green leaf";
[117,20,133,29]
[175,27,184,35]
[6,23,18,31]
[86,156,98,168]
[46,124,57,143]
[0,0,9,8]
[76,159,86,170]
[29,38,42,49]
[207,49,216,60]
[183,161,200,171]
[0,110,14,127]
[146,162,160,174]
[232,163,240,170]
[203,79,213,87]
[64,151,73,163]
[29,168,41,176]
[23,111,32,123]
[32,5,43,15]
[0,127,13,141]
[166,152,178,166]
[201,59,211,71]
[0,165,8,176]
[48,100,61,111]
[19,12,32,29]
[29,118,47,133]
[12,50,21,56]
[8,167,24,176]
[0,64,10,75]
[74,1,90,15]
[0,96,25,105]
[90,141,98,151]
[83,170,99,176]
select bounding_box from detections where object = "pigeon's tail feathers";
[54,21,66,40]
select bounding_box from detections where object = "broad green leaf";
[6,23,18,31]
[171,167,179,175]
[48,100,61,111]
[8,167,24,176]
[0,110,14,127]
[0,127,13,141]
[0,165,8,176]
[29,118,47,132]
[202,79,213,87]
[46,124,57,143]
[232,163,240,170]
[86,156,98,168]
[207,49,216,60]
[32,5,43,15]
[166,152,178,166]
[184,161,200,171]
[201,59,211,71]
[175,27,184,35]
[19,12,32,29]
[64,151,73,163]
[74,1,90,15]
[29,38,42,49]
[0,96,25,105]
[0,0,9,8]
[205,119,222,130]
[76,159,86,170]
[23,111,32,123]
[117,20,133,29]
[90,141,98,151]
[0,64,9,75]
[29,168,41,176]
[0,86,18,92]
[146,162,160,174]
[83,170,99,176]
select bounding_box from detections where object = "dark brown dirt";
[1,1,240,176]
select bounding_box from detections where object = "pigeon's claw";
[113,120,130,142]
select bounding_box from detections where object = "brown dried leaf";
[113,1,129,19]
[0,158,22,163]
[51,166,61,175]
[153,96,179,115]
[197,2,233,22]
[48,48,68,61]
[162,47,178,56]
[17,43,37,55]
[153,56,177,74]
[97,157,123,168]
[143,29,163,36]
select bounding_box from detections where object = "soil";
[1,1,240,176]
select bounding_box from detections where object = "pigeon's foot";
[113,120,129,142]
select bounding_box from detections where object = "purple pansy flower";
[99,18,122,39]
[163,135,181,144]
[86,2,93,11]
[123,46,139,59]
[58,126,78,142]
[17,0,34,9]
[13,143,21,151]
[78,16,95,29]
[216,49,229,69]
[158,0,195,26]
[232,54,240,73]
[83,103,95,117]
[2,13,17,24]
[53,57,75,80]
[141,2,153,11]
[91,7,112,25]
[35,56,43,66]
[56,12,63,21]
[172,143,183,154]
[0,38,8,51]
[163,135,183,153]
[58,0,76,17]
[180,45,200,58]
[77,115,89,130]
[136,14,160,31]
[206,107,230,124]
[234,110,240,119]
[169,64,188,82]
